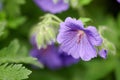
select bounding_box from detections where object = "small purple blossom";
[57,17,103,61]
[117,0,120,3]
[99,49,108,59]
[33,0,69,14]
[30,37,79,69]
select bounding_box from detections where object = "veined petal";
[85,26,103,46]
[64,17,84,30]
[77,35,97,61]
[57,22,77,43]
[59,31,97,61]
[59,31,78,55]
[57,17,103,61]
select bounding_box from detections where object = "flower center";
[77,30,84,43]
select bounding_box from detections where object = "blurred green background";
[0,0,120,80]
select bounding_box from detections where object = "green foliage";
[7,17,26,29]
[79,17,91,25]
[0,39,43,68]
[0,21,6,37]
[0,0,120,80]
[115,59,120,80]
[31,14,62,49]
[70,0,92,8]
[4,0,25,17]
[99,26,116,55]
[84,57,116,80]
[0,63,31,80]
[103,39,116,55]
[78,0,92,6]
[1,0,26,29]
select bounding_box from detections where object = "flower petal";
[59,31,78,55]
[99,49,107,59]
[57,17,84,43]
[59,32,97,61]
[60,53,79,66]
[72,35,97,61]
[34,0,69,14]
[85,26,103,46]
[64,17,84,30]
[117,0,120,3]
[57,22,78,43]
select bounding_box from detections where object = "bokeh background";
[0,0,120,80]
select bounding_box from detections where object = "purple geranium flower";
[99,49,107,59]
[30,45,62,69]
[33,0,69,14]
[57,17,103,61]
[117,0,120,3]
[30,36,79,69]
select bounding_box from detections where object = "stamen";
[77,30,84,43]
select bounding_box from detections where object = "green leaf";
[115,59,120,80]
[0,39,43,68]
[79,17,91,25]
[79,0,92,6]
[99,26,116,55]
[36,30,45,49]
[0,11,6,21]
[8,17,26,29]
[84,57,116,80]
[4,0,26,17]
[70,0,79,8]
[70,0,92,8]
[31,14,61,49]
[0,63,31,80]
[104,39,116,55]
[0,22,6,37]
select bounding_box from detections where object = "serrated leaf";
[0,63,31,80]
[0,39,43,68]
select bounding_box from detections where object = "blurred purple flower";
[30,37,79,69]
[57,17,103,61]
[0,2,2,11]
[33,0,69,14]
[30,45,62,69]
[99,49,107,59]
[117,0,120,3]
